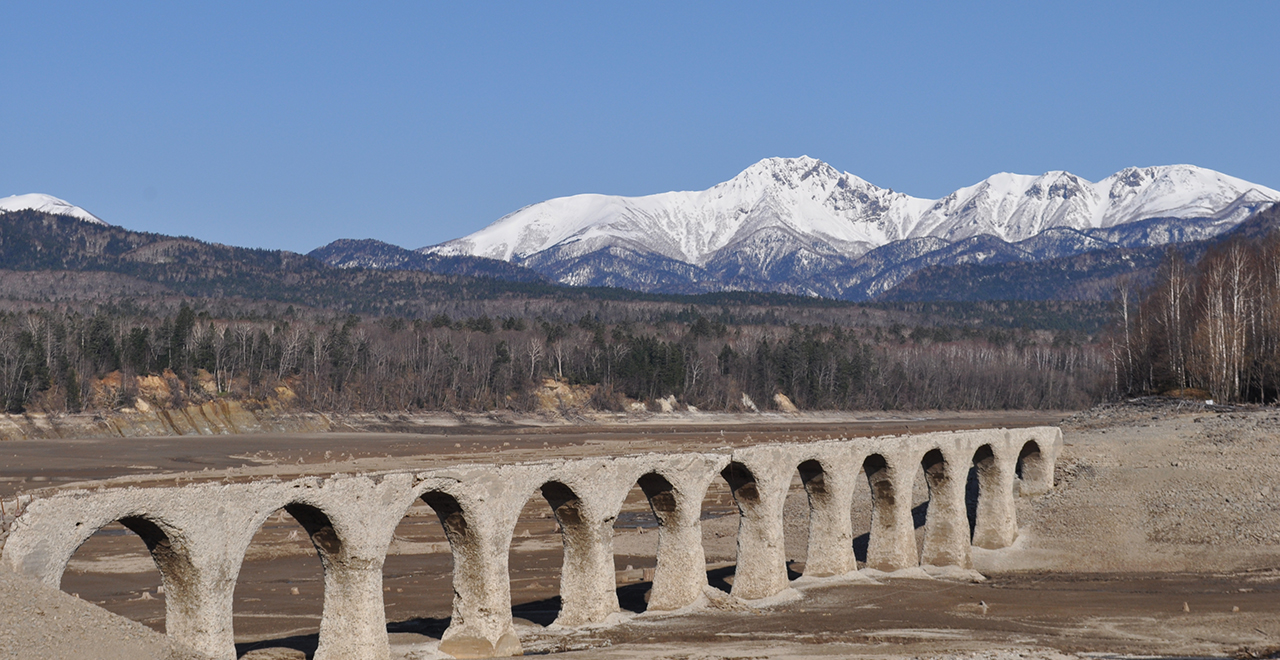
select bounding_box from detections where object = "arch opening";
[232,504,337,658]
[921,449,948,494]
[612,472,676,613]
[700,471,740,593]
[1016,440,1047,494]
[508,481,583,627]
[787,459,827,579]
[720,462,759,508]
[60,519,172,634]
[967,445,997,539]
[638,472,678,524]
[382,491,464,646]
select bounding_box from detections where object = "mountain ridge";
[417,157,1278,300]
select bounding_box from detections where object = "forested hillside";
[0,304,1105,415]
[0,209,562,313]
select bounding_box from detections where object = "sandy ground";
[9,405,1280,659]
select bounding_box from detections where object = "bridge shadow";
[708,564,734,593]
[234,617,454,658]
[512,578,704,621]
[853,533,869,563]
[511,594,562,627]
[386,615,450,639]
[966,466,980,538]
[235,634,318,659]
[912,500,928,529]
[617,580,652,614]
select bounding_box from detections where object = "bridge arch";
[612,471,685,612]
[1017,439,1053,495]
[507,477,617,627]
[64,513,196,635]
[383,482,520,658]
[231,498,348,658]
[720,460,786,598]
[860,451,921,571]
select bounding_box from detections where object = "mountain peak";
[734,156,841,186]
[0,193,106,225]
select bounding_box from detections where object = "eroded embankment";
[0,399,332,442]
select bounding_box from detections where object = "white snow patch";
[0,193,106,225]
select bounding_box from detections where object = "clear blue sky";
[4,2,1278,253]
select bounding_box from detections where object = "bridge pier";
[796,456,856,577]
[156,544,239,660]
[863,452,918,571]
[415,484,522,659]
[722,449,791,600]
[313,559,389,660]
[971,444,1018,549]
[637,469,711,611]
[919,448,971,568]
[277,486,402,660]
[438,522,521,657]
[540,480,619,627]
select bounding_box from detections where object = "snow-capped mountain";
[420,157,1278,300]
[0,193,105,225]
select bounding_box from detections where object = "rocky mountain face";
[419,157,1278,300]
[883,202,1280,302]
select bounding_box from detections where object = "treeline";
[1112,232,1280,403]
[0,305,1106,415]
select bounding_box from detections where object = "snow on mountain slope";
[425,158,1278,278]
[0,193,105,225]
[429,156,930,265]
[907,171,1101,241]
[1098,165,1276,228]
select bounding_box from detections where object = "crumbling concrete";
[1,426,1060,660]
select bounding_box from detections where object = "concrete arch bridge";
[2,426,1060,659]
